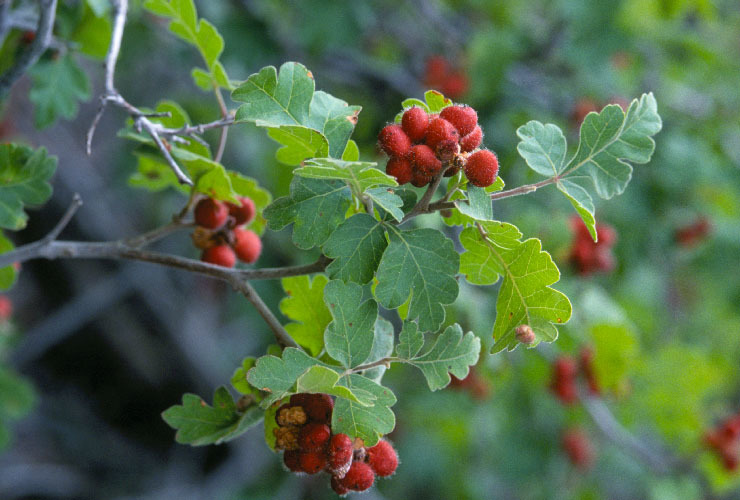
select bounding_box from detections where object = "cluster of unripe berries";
[704,412,740,471]
[378,104,499,188]
[562,427,595,469]
[568,216,617,276]
[273,393,398,496]
[191,196,262,268]
[423,55,469,100]
[550,348,600,405]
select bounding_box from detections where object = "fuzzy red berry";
[386,156,413,185]
[410,169,432,188]
[367,440,398,477]
[299,450,328,474]
[298,422,331,451]
[401,107,429,143]
[425,117,459,152]
[328,433,354,475]
[378,124,411,157]
[232,227,262,264]
[562,428,595,469]
[227,196,256,225]
[331,475,350,496]
[460,125,483,153]
[464,149,499,187]
[283,449,302,472]
[194,198,228,229]
[0,295,11,321]
[435,139,459,162]
[440,105,477,136]
[303,393,334,423]
[201,245,236,268]
[340,461,375,491]
[409,144,442,177]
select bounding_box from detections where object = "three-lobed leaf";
[0,144,57,230]
[279,275,332,355]
[29,55,90,129]
[323,280,378,369]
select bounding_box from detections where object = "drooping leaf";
[161,387,263,446]
[0,144,57,230]
[567,93,662,199]
[375,226,459,333]
[516,121,568,176]
[459,221,571,353]
[323,280,378,369]
[29,55,90,129]
[557,178,597,241]
[295,366,375,405]
[279,275,332,356]
[263,177,352,250]
[365,187,405,222]
[0,232,16,290]
[332,374,396,446]
[246,348,322,407]
[402,324,481,391]
[362,317,395,383]
[322,214,387,285]
[295,158,397,193]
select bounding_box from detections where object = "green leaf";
[332,374,396,446]
[246,348,322,407]
[128,153,190,194]
[375,226,459,333]
[403,324,480,391]
[0,144,57,230]
[0,367,36,420]
[191,67,212,91]
[231,357,258,396]
[323,280,378,369]
[516,121,568,176]
[322,214,387,285]
[590,323,639,392]
[455,185,493,221]
[557,179,597,241]
[232,62,360,159]
[424,90,452,113]
[161,387,263,446]
[342,140,359,161]
[295,158,397,193]
[362,318,395,382]
[266,126,328,166]
[460,222,571,353]
[567,93,662,199]
[29,55,90,129]
[295,366,374,405]
[71,4,112,60]
[279,275,332,356]
[263,177,352,250]
[0,232,16,290]
[396,321,423,359]
[226,171,272,235]
[365,187,405,223]
[86,0,110,16]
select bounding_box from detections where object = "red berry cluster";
[0,295,12,322]
[190,196,261,268]
[423,55,469,100]
[378,104,498,189]
[550,349,600,405]
[562,427,595,469]
[274,393,399,496]
[675,216,711,247]
[449,367,491,400]
[568,216,617,276]
[704,413,740,471]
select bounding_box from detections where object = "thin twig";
[0,0,57,97]
[135,116,192,185]
[343,357,399,376]
[0,0,11,43]
[230,280,298,349]
[123,220,193,249]
[42,193,82,243]
[400,170,447,223]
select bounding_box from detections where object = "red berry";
[232,227,262,264]
[410,168,432,188]
[386,156,413,185]
[424,56,449,87]
[283,449,302,472]
[409,144,442,177]
[201,245,236,268]
[303,393,334,423]
[597,225,617,246]
[553,357,578,377]
[194,198,228,229]
[441,72,469,99]
[425,118,459,152]
[298,422,331,451]
[460,125,483,152]
[378,124,411,157]
[562,428,595,469]
[440,105,477,136]
[340,461,375,491]
[367,440,398,477]
[328,433,354,474]
[401,107,429,143]
[289,393,311,407]
[435,139,459,162]
[227,197,256,225]
[331,475,350,496]
[299,450,327,474]
[464,150,499,187]
[0,295,11,321]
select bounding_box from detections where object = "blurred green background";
[1,0,740,499]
